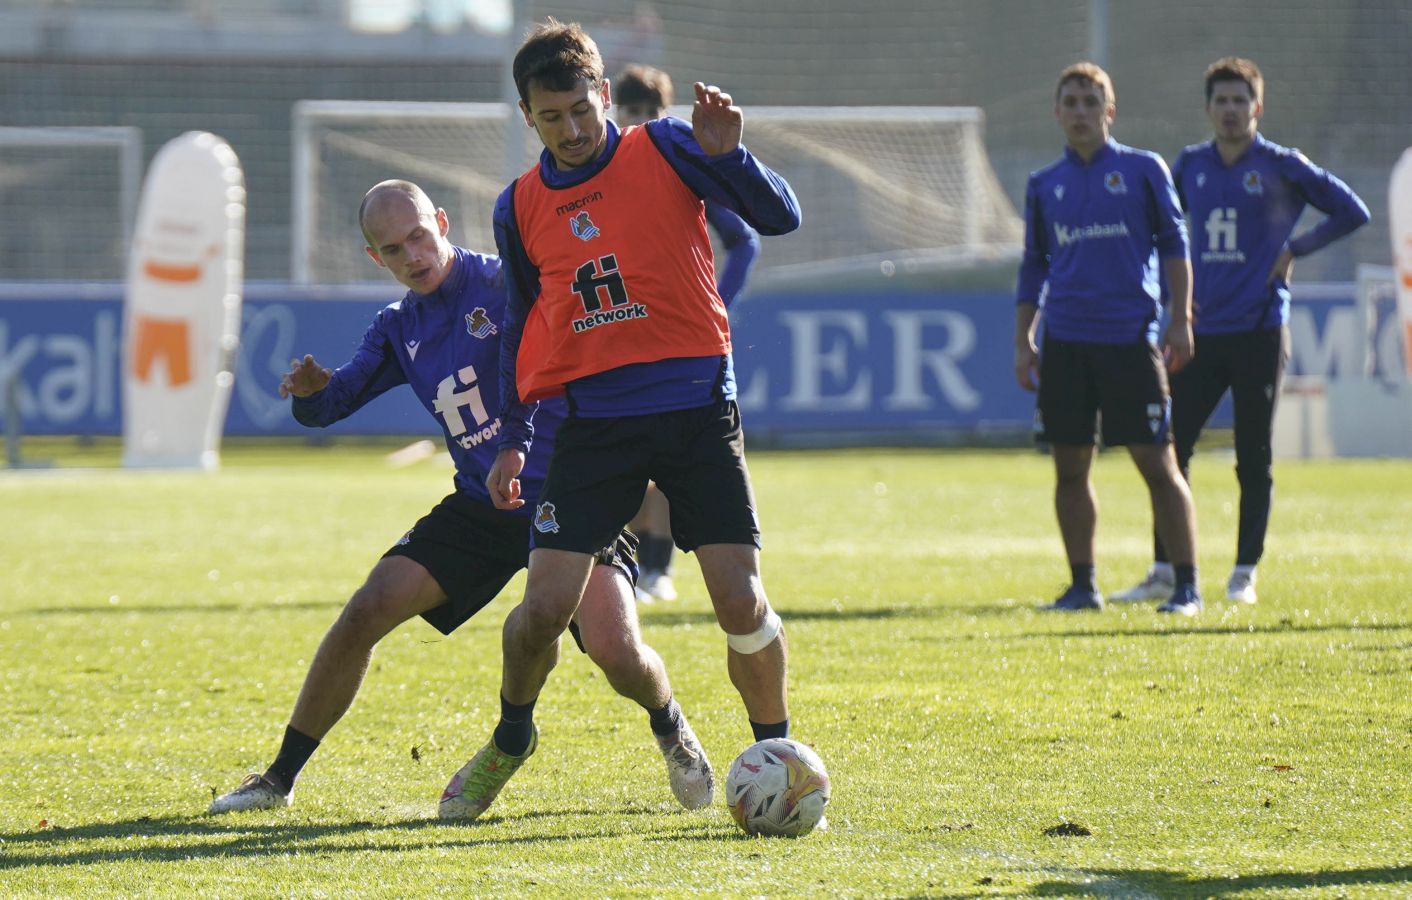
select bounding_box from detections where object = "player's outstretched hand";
[692,82,743,156]
[487,447,527,510]
[1163,320,1195,373]
[279,354,332,399]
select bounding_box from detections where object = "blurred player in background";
[1014,62,1203,615]
[453,19,801,822]
[209,180,711,815]
[1111,57,1370,607]
[613,62,762,605]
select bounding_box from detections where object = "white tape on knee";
[726,606,782,655]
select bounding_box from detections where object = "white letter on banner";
[1288,307,1362,378]
[779,311,871,411]
[882,310,980,411]
[0,324,38,416]
[95,310,118,419]
[38,334,92,424]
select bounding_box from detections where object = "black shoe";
[1043,584,1104,611]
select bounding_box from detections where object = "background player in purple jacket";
[1014,62,1203,615]
[1111,58,1369,607]
[613,62,762,605]
[209,181,709,816]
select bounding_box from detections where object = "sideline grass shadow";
[0,806,704,871]
[1031,864,1412,897]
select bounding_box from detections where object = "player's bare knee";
[337,581,408,640]
[519,593,578,643]
[585,633,640,683]
[722,601,783,655]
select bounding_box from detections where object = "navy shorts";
[384,491,636,643]
[529,399,762,555]
[1036,337,1172,447]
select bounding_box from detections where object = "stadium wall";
[1,282,1401,445]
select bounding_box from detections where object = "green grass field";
[2,440,1409,898]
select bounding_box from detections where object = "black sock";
[639,535,674,572]
[750,719,789,742]
[493,694,538,757]
[1070,563,1097,592]
[1174,564,1197,588]
[647,695,684,737]
[264,725,320,793]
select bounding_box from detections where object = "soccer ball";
[725,738,830,837]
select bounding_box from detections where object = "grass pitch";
[1,440,1409,898]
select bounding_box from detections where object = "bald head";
[359,180,436,245]
[360,179,455,294]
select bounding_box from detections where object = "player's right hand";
[278,354,332,399]
[487,447,527,510]
[1014,342,1040,392]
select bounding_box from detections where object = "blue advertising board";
[0,280,1393,441]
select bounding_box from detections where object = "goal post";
[291,100,532,285]
[290,101,1022,284]
[0,126,142,281]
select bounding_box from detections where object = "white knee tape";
[726,606,782,655]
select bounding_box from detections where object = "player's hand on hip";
[1014,341,1040,392]
[1163,321,1195,373]
[487,447,527,510]
[279,354,332,399]
[692,82,743,156]
[1267,247,1295,286]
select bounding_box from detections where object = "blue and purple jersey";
[494,117,799,453]
[1172,133,1369,333]
[1017,138,1189,344]
[291,246,559,518]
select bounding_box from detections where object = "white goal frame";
[0,126,143,274]
[290,100,1015,284]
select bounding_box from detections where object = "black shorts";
[1170,326,1289,459]
[530,399,762,555]
[384,491,637,643]
[1036,337,1172,447]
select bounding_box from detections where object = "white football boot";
[208,774,290,814]
[1226,569,1258,604]
[639,569,679,602]
[1109,565,1176,602]
[656,716,714,810]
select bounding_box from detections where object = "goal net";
[292,101,1021,284]
[0,127,142,282]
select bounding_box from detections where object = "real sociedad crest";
[570,210,600,241]
[534,502,561,534]
[465,307,498,339]
[1104,171,1127,194]
[1243,171,1264,195]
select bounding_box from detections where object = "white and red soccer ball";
[725,738,830,837]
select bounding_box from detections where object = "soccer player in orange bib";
[439,18,802,820]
